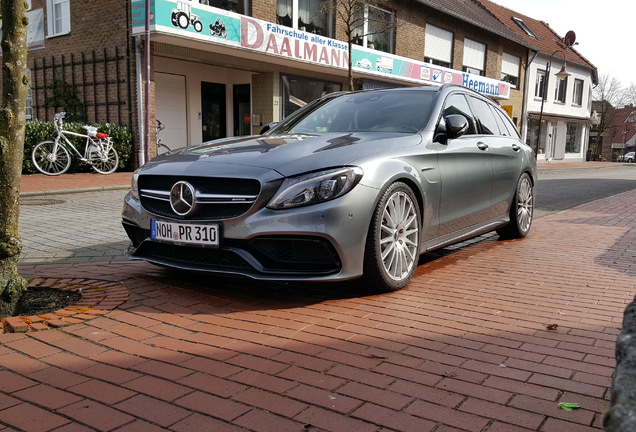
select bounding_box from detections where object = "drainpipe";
[521,50,538,147]
[144,0,151,164]
[135,36,146,167]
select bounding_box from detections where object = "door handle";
[477,142,489,151]
[512,144,521,151]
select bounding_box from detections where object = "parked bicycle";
[31,112,119,175]
[156,119,172,155]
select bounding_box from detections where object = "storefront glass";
[566,122,583,153]
[281,75,342,118]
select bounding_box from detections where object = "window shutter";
[463,39,485,70]
[425,25,452,63]
[502,53,520,77]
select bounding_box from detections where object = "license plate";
[151,220,219,247]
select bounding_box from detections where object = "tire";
[497,173,534,239]
[177,13,189,29]
[31,140,71,176]
[90,146,119,174]
[362,182,421,292]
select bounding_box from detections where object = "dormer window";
[512,17,536,38]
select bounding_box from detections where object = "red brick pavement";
[1,164,634,431]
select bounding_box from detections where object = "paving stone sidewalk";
[1,167,634,431]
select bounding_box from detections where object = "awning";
[527,113,592,125]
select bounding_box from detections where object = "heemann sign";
[131,0,510,98]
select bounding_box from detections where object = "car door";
[468,96,521,217]
[434,92,494,238]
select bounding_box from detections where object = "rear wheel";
[497,173,534,239]
[90,146,119,174]
[31,140,71,175]
[362,182,420,292]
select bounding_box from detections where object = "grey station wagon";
[122,84,536,292]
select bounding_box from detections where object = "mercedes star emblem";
[169,181,196,216]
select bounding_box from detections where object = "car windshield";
[271,90,434,135]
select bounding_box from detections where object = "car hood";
[141,133,422,177]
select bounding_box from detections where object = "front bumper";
[121,183,379,282]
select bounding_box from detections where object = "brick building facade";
[14,0,553,166]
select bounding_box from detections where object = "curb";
[0,277,129,333]
[20,184,130,197]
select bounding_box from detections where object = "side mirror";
[259,122,279,134]
[435,114,469,144]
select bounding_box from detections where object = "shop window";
[276,0,333,37]
[281,75,341,118]
[462,39,485,76]
[554,77,567,103]
[501,52,520,87]
[566,122,583,153]
[46,0,71,37]
[573,79,584,106]
[535,70,546,100]
[203,0,251,15]
[424,25,452,68]
[352,4,395,54]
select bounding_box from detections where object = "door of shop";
[201,82,226,142]
[233,84,251,136]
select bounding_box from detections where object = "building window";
[26,70,33,120]
[573,79,584,106]
[352,4,395,54]
[512,17,536,38]
[277,0,333,37]
[501,52,520,87]
[281,74,341,118]
[535,70,546,99]
[204,0,251,15]
[46,0,71,37]
[555,77,567,103]
[566,122,583,153]
[424,25,452,68]
[462,39,486,76]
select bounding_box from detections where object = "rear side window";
[442,94,477,135]
[493,108,521,139]
[469,97,499,135]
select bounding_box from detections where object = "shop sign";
[131,0,511,99]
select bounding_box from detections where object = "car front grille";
[138,175,261,220]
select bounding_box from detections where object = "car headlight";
[267,167,363,209]
[130,169,140,200]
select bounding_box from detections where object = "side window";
[494,109,521,139]
[469,97,499,135]
[442,94,477,135]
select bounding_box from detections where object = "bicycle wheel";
[31,140,71,175]
[89,146,119,174]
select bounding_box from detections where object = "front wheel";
[362,182,421,292]
[90,146,119,174]
[497,173,534,239]
[32,140,71,175]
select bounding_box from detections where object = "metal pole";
[534,61,550,159]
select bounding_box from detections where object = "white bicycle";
[31,112,119,175]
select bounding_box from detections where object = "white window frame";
[501,52,520,87]
[425,24,453,67]
[554,77,567,103]
[463,38,486,75]
[276,0,333,38]
[352,3,395,54]
[535,69,546,99]
[46,0,71,37]
[572,79,584,106]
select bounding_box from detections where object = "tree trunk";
[0,0,30,316]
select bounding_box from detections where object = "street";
[3,164,635,431]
